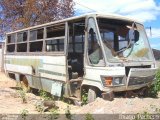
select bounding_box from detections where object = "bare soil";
[0,72,160,120]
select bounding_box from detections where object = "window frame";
[44,23,66,54]
[86,17,106,67]
[28,28,44,53]
[5,22,67,55]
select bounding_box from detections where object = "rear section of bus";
[0,42,4,72]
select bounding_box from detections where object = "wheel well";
[20,74,26,81]
[8,73,16,80]
[81,85,101,98]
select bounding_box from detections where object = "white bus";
[4,13,157,102]
[0,42,4,71]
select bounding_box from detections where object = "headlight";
[101,76,124,86]
[113,77,122,85]
[114,78,120,84]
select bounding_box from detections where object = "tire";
[88,87,97,103]
[20,76,30,92]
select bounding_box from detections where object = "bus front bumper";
[102,68,157,92]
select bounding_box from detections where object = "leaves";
[0,0,74,39]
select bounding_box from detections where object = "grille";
[128,75,154,86]
[125,65,151,76]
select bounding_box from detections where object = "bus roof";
[7,13,141,34]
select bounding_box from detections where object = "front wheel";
[88,87,97,103]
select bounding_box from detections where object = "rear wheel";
[20,76,30,92]
[88,87,97,103]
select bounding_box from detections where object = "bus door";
[66,19,85,98]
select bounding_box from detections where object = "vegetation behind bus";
[147,69,160,98]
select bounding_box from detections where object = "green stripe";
[39,69,66,76]
[5,58,42,67]
[43,63,65,66]
[5,58,65,67]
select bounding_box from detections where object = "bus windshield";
[97,18,153,63]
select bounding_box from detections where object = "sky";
[74,0,160,50]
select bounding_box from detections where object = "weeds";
[150,105,160,114]
[65,105,72,120]
[148,69,160,97]
[134,112,152,120]
[49,108,59,119]
[39,89,54,100]
[35,100,44,113]
[82,90,88,105]
[17,89,27,103]
[85,113,94,120]
[20,109,29,120]
[135,105,160,120]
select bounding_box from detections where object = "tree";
[0,0,74,40]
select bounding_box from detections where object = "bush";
[148,69,160,97]
[39,89,54,100]
[85,113,94,120]
[20,109,29,120]
[82,90,88,105]
[17,89,27,103]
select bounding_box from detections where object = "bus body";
[0,42,4,72]
[4,13,157,102]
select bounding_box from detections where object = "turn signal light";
[104,77,113,86]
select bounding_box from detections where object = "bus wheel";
[20,76,30,92]
[88,87,97,103]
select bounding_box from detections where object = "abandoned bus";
[0,42,4,71]
[4,13,157,102]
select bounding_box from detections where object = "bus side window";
[46,25,65,38]
[17,31,28,52]
[29,28,44,52]
[46,24,65,52]
[46,39,64,52]
[30,41,43,52]
[7,34,15,43]
[17,31,27,42]
[7,44,15,52]
[30,28,43,41]
[7,34,16,53]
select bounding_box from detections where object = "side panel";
[4,55,66,96]
[5,55,66,81]
[0,43,4,71]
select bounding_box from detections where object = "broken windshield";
[97,18,153,63]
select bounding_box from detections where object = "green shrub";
[17,89,27,103]
[49,108,59,119]
[65,105,72,120]
[82,90,88,105]
[39,89,54,100]
[85,113,94,120]
[35,100,44,113]
[148,69,160,97]
[20,109,29,120]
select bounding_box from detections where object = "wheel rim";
[88,88,96,103]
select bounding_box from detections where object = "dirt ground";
[0,72,160,120]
